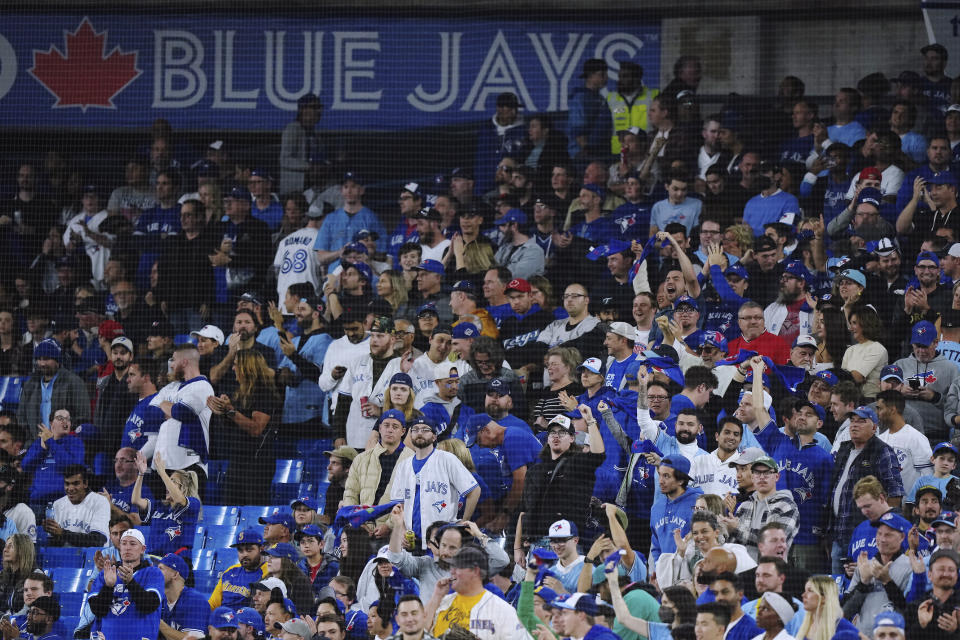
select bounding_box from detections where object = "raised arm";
[605,567,650,636]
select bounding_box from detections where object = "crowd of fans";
[3,44,960,640]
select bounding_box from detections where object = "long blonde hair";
[437,438,475,472]
[462,240,495,274]
[2,534,35,578]
[380,270,409,311]
[233,349,279,409]
[796,576,842,640]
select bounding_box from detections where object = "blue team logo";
[616,214,636,233]
[432,500,448,513]
[164,525,182,540]
[126,428,142,441]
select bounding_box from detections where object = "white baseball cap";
[607,322,635,340]
[120,529,146,546]
[432,361,459,381]
[190,324,225,345]
[110,337,134,353]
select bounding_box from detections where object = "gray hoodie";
[893,353,958,440]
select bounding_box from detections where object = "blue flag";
[333,501,402,538]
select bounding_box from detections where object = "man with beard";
[93,336,139,456]
[500,278,554,366]
[320,446,356,524]
[387,508,510,599]
[898,171,960,250]
[333,316,407,448]
[493,209,544,280]
[210,310,277,395]
[689,417,743,497]
[416,207,450,263]
[154,344,214,478]
[709,573,762,640]
[391,416,480,543]
[159,552,211,639]
[319,310,370,415]
[763,260,814,346]
[896,320,958,442]
[276,296,332,438]
[17,595,63,640]
[483,378,527,430]
[210,529,269,609]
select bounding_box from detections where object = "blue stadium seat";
[193,524,206,550]
[315,481,330,510]
[193,570,220,596]
[51,567,96,593]
[237,505,280,531]
[92,452,112,477]
[273,459,303,484]
[40,547,84,569]
[0,376,25,411]
[59,617,82,636]
[81,547,100,568]
[193,549,216,572]
[203,525,239,551]
[272,479,311,505]
[198,505,239,526]
[298,438,334,483]
[214,547,239,573]
[58,592,85,617]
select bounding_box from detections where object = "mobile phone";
[909,378,921,390]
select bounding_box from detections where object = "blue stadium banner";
[0,15,660,130]
[922,1,960,76]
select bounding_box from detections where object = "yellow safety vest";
[607,86,659,153]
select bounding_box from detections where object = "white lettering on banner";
[333,32,381,110]
[527,33,590,111]
[594,32,645,81]
[264,31,323,110]
[0,35,16,102]
[153,30,206,108]
[406,32,461,112]
[213,30,258,109]
[462,30,535,112]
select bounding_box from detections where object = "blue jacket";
[573,386,632,470]
[22,434,84,504]
[649,485,704,565]
[567,87,612,158]
[778,437,834,545]
[705,265,748,339]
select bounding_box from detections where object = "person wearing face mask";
[605,566,697,640]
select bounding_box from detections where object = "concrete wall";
[661,14,930,97]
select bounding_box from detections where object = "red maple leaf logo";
[29,18,141,111]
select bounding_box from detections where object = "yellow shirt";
[433,592,484,636]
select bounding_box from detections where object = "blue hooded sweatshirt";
[649,485,704,566]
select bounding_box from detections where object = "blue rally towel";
[333,501,402,537]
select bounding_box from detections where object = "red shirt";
[727,331,791,364]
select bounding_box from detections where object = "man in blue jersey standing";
[159,552,211,639]
[89,528,164,639]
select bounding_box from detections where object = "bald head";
[702,548,737,574]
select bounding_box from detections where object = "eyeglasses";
[751,469,777,476]
[739,315,764,322]
[497,164,516,172]
[398,195,414,200]
[549,537,573,544]
[547,430,570,438]
[410,426,433,434]
[562,293,586,300]
[53,414,70,421]
[648,395,669,401]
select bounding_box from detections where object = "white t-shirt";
[53,492,110,543]
[5,503,36,541]
[273,226,321,312]
[689,450,740,497]
[63,210,112,285]
[878,424,934,496]
[154,377,214,474]
[420,240,451,262]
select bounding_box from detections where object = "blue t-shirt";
[121,394,165,451]
[495,427,542,488]
[605,353,638,391]
[313,206,387,271]
[938,340,960,371]
[743,191,801,235]
[252,200,284,231]
[568,216,620,243]
[90,564,165,640]
[161,585,211,637]
[104,479,153,516]
[828,121,867,147]
[780,135,814,164]
[650,198,702,234]
[144,496,201,556]
[906,474,956,503]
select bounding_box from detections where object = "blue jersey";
[605,353,638,391]
[121,394,165,451]
[568,215,620,243]
[828,122,867,147]
[252,199,284,231]
[161,585,211,637]
[611,202,653,241]
[313,206,387,261]
[848,509,932,560]
[90,564,165,640]
[485,303,513,329]
[938,340,960,371]
[144,496,201,556]
[135,204,181,237]
[780,135,814,164]
[279,332,333,423]
[778,439,834,545]
[493,427,542,488]
[388,220,419,257]
[104,479,153,517]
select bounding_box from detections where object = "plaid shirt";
[729,489,799,554]
[829,436,905,546]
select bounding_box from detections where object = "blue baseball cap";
[389,372,414,388]
[464,413,494,447]
[343,241,369,255]
[33,339,61,361]
[210,606,239,629]
[851,405,879,424]
[259,513,296,531]
[231,528,264,547]
[553,592,599,616]
[417,302,439,317]
[236,607,265,633]
[837,269,866,287]
[796,399,826,422]
[783,260,810,280]
[624,360,643,383]
[290,496,319,511]
[250,167,272,180]
[674,295,699,311]
[227,184,250,200]
[660,455,691,477]
[699,331,728,352]
[856,187,883,208]
[916,250,941,267]
[264,542,301,563]
[872,611,904,632]
[413,259,445,275]
[295,524,326,542]
[378,408,407,428]
[534,585,559,606]
[582,184,605,201]
[725,264,749,280]
[871,511,912,536]
[912,320,938,346]
[928,170,957,186]
[452,280,476,293]
[352,228,379,242]
[159,553,188,578]
[346,261,374,283]
[494,208,527,226]
[934,441,959,457]
[453,323,479,339]
[879,364,903,382]
[409,415,439,434]
[486,378,512,397]
[933,511,958,528]
[814,370,838,387]
[342,171,363,185]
